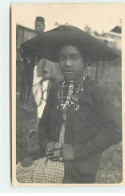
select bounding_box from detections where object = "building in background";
[103,26,122,51]
[16,24,36,47]
[84,25,121,52]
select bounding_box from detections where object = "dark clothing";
[38,78,121,183]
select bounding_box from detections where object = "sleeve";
[73,85,122,160]
[38,86,56,153]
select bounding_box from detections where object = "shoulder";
[85,79,109,94]
[84,79,112,103]
[84,80,114,108]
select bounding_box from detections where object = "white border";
[0,0,125,193]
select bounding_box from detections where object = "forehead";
[59,45,81,55]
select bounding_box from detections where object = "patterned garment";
[16,115,66,183]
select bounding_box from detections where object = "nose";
[66,58,71,67]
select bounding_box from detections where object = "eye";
[71,56,79,61]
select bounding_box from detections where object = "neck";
[65,71,86,85]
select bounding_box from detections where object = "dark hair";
[35,17,45,25]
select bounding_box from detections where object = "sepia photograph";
[11,3,124,186]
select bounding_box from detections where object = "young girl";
[16,25,121,183]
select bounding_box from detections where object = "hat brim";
[21,27,119,62]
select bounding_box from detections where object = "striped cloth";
[16,115,66,183]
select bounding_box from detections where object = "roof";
[94,35,115,42]
[16,24,35,33]
[104,31,122,38]
[111,26,122,34]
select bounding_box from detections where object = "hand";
[46,144,74,162]
[45,141,56,155]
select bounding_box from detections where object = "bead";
[65,100,69,105]
[67,95,70,100]
[54,150,60,157]
[69,84,73,88]
[55,143,62,149]
[68,90,73,95]
[75,105,79,111]
[59,157,63,161]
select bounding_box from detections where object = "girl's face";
[58,45,85,80]
[35,22,45,35]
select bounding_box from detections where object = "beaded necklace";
[57,74,86,111]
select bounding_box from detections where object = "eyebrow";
[59,53,80,57]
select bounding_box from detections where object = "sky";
[14,4,121,33]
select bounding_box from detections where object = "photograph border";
[11,3,125,187]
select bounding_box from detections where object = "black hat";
[21,25,119,62]
[35,16,45,24]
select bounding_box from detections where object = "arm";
[73,85,122,160]
[38,86,56,154]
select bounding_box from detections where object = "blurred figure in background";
[33,17,62,120]
[35,16,45,35]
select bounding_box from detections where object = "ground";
[16,57,122,183]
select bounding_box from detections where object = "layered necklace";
[56,73,87,112]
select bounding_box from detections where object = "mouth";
[63,70,73,74]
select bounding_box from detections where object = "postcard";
[11,3,125,186]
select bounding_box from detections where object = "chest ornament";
[56,76,86,112]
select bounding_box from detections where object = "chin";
[64,75,74,80]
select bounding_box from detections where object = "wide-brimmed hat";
[21,25,119,63]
